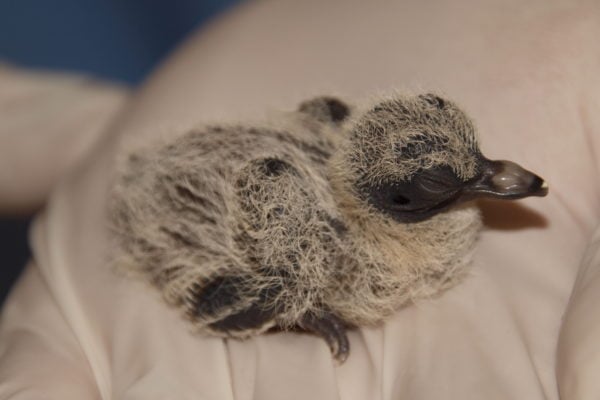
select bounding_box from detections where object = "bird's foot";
[301,312,350,364]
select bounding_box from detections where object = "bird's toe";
[301,312,351,364]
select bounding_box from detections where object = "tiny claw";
[332,333,350,365]
[301,312,351,364]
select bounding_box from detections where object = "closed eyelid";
[415,169,461,192]
[418,179,455,194]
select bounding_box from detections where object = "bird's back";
[109,119,347,333]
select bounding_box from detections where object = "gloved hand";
[1,1,599,399]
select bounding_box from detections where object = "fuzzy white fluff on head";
[339,93,480,187]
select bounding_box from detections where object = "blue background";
[0,0,241,303]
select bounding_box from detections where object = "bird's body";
[109,95,547,361]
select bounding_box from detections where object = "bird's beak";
[463,159,548,200]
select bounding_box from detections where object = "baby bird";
[109,93,548,363]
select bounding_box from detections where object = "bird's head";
[333,93,548,224]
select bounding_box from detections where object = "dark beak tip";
[529,175,549,197]
[534,180,549,197]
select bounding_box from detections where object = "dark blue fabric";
[0,218,30,304]
[0,0,240,84]
[0,0,242,303]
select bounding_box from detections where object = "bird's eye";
[360,165,464,223]
[391,194,410,205]
[417,175,453,194]
[415,167,460,195]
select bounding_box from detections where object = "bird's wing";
[224,155,346,329]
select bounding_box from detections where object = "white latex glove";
[1,1,599,399]
[0,64,129,214]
